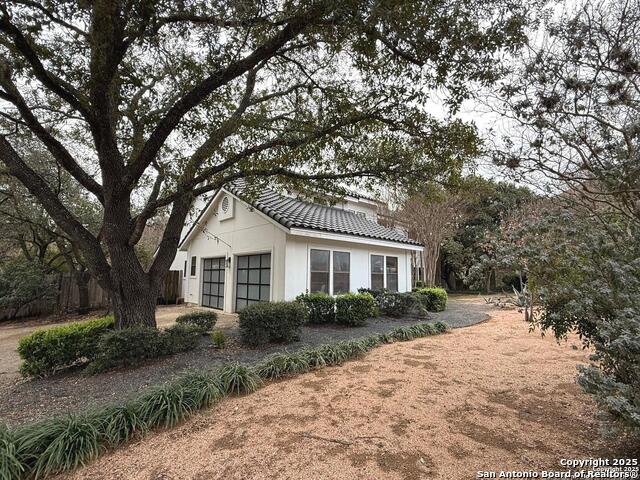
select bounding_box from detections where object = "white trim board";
[289,229,423,252]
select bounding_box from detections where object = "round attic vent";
[221,195,230,213]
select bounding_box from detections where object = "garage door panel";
[202,257,225,310]
[236,253,271,311]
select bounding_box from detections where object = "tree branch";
[127,1,328,186]
[0,59,104,202]
[0,135,110,284]
[0,10,92,121]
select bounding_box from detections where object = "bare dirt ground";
[60,306,617,480]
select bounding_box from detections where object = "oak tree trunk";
[109,266,158,329]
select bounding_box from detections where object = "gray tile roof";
[224,181,422,247]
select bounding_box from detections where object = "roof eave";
[288,227,424,251]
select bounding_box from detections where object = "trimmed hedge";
[414,287,448,312]
[175,311,217,333]
[1,319,449,479]
[357,289,430,317]
[17,316,114,377]
[86,324,201,373]
[239,301,308,346]
[295,292,335,324]
[335,293,377,326]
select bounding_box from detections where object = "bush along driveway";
[0,320,450,480]
[0,297,490,428]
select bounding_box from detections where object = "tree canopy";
[0,0,533,326]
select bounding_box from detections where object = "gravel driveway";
[0,296,490,426]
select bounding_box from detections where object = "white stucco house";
[170,181,423,313]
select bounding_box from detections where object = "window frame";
[369,253,401,292]
[190,256,197,277]
[332,250,350,295]
[309,248,331,294]
[386,255,399,292]
[307,246,352,296]
[370,254,385,291]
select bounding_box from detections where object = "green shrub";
[335,293,377,326]
[17,316,114,377]
[163,324,201,353]
[210,329,227,348]
[0,258,57,318]
[239,301,307,346]
[87,324,200,373]
[358,289,430,318]
[86,326,164,373]
[295,293,335,324]
[256,352,310,379]
[175,311,217,333]
[216,362,261,395]
[414,287,448,312]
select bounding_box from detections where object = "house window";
[183,261,187,278]
[190,256,197,277]
[333,251,350,295]
[386,256,398,292]
[310,249,330,294]
[371,255,384,290]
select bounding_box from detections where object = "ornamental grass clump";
[136,381,196,429]
[389,326,413,341]
[216,362,261,395]
[256,352,311,379]
[0,423,23,480]
[15,414,102,478]
[314,343,350,366]
[433,321,449,333]
[96,403,147,447]
[178,371,224,409]
[299,348,327,369]
[341,338,371,357]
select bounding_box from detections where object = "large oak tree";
[0,0,531,328]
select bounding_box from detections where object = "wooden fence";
[0,271,182,321]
